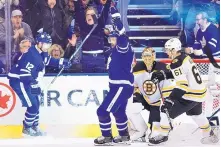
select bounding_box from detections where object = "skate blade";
[94,142,114,146]
[113,141,131,146]
[148,142,166,146]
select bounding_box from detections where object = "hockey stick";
[191,108,220,134]
[156,80,174,130]
[47,23,98,87]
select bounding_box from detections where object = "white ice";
[0,123,219,147]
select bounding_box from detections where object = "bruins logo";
[143,80,157,95]
[172,59,178,63]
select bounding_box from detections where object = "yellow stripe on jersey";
[162,91,172,98]
[187,87,207,93]
[182,56,191,64]
[143,95,161,106]
[184,88,207,99]
[176,82,188,92]
[133,70,146,75]
[162,86,174,98]
[176,80,188,85]
[162,86,175,91]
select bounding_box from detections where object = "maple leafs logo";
[0,91,11,109]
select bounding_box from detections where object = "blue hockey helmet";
[35,32,52,44]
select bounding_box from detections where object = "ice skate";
[22,126,38,137]
[148,135,168,146]
[32,126,47,136]
[131,134,146,143]
[201,126,219,144]
[113,135,131,145]
[94,136,113,146]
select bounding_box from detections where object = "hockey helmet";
[164,38,182,52]
[141,47,156,69]
[36,32,52,44]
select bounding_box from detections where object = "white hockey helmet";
[164,38,182,52]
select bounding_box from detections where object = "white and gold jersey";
[133,61,175,106]
[170,54,208,102]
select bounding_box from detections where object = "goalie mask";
[141,47,156,70]
[164,38,182,59]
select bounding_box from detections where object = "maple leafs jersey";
[133,61,175,106]
[193,23,220,57]
[170,54,208,102]
[8,45,60,84]
[107,6,134,85]
[107,35,134,85]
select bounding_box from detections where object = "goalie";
[126,47,175,142]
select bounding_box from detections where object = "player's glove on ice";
[30,80,41,95]
[161,98,174,112]
[151,70,166,83]
[59,58,72,69]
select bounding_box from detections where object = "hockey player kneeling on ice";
[150,38,219,145]
[126,47,175,142]
[94,6,134,146]
[7,32,72,137]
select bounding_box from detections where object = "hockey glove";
[161,98,174,113]
[151,70,166,83]
[59,58,72,69]
[30,80,41,96]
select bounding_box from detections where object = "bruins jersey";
[133,61,175,106]
[170,54,208,102]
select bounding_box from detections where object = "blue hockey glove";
[161,98,174,113]
[59,58,72,69]
[30,80,41,96]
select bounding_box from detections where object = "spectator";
[0,9,34,64]
[19,0,44,38]
[185,12,220,58]
[73,0,111,73]
[48,44,64,59]
[0,0,19,22]
[175,0,217,47]
[46,44,65,73]
[41,0,66,48]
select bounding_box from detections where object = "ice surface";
[0,123,219,147]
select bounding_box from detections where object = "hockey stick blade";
[47,24,98,89]
[192,108,220,134]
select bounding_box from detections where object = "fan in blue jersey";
[7,32,72,137]
[94,6,134,145]
[185,12,220,58]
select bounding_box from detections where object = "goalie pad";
[126,102,147,140]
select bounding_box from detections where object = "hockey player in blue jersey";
[7,32,71,137]
[94,5,134,145]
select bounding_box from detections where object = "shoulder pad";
[133,61,146,73]
[154,61,169,71]
[170,54,187,69]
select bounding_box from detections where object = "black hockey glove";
[30,80,41,96]
[161,98,174,113]
[151,70,166,83]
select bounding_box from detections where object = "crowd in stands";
[0,0,219,74]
